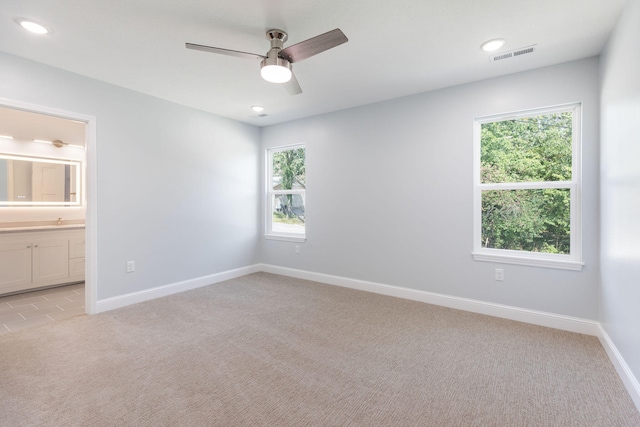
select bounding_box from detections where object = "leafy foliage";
[273,148,305,191]
[272,148,305,221]
[481,113,572,254]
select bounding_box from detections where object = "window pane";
[481,189,570,254]
[272,193,305,234]
[271,148,306,191]
[481,112,572,184]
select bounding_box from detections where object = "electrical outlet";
[495,268,504,281]
[126,261,135,273]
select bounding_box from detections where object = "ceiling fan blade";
[185,43,265,61]
[279,28,348,63]
[283,71,302,95]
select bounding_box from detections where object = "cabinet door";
[0,241,32,293]
[32,239,69,284]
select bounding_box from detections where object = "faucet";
[57,217,62,226]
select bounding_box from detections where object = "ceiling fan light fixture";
[260,56,292,83]
[261,65,291,83]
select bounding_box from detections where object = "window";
[472,104,583,270]
[266,144,306,241]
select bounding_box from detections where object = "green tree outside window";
[480,112,573,254]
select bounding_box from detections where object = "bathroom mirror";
[0,154,82,206]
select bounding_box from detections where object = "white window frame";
[472,103,583,271]
[265,144,306,242]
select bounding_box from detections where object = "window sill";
[472,251,584,271]
[265,234,306,243]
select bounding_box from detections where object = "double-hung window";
[472,103,582,270]
[266,144,306,241]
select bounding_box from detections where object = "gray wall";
[261,57,601,320]
[0,51,261,299]
[0,50,607,321]
[600,0,640,390]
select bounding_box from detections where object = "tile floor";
[0,283,85,335]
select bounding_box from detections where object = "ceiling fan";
[186,28,348,95]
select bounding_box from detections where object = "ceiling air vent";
[490,45,537,62]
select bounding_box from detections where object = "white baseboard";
[95,263,598,334]
[597,325,640,412]
[95,264,262,313]
[260,264,599,336]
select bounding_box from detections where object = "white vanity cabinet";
[0,228,85,295]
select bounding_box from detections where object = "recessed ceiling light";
[16,18,51,35]
[33,139,52,144]
[0,135,14,140]
[481,38,505,52]
[251,105,265,113]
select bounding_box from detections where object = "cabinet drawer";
[69,237,85,259]
[69,257,85,278]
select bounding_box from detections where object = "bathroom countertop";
[0,223,85,234]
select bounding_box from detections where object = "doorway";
[0,98,96,316]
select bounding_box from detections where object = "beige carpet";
[1,272,638,426]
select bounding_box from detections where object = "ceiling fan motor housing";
[261,53,291,70]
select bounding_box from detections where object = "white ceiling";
[0,0,627,127]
